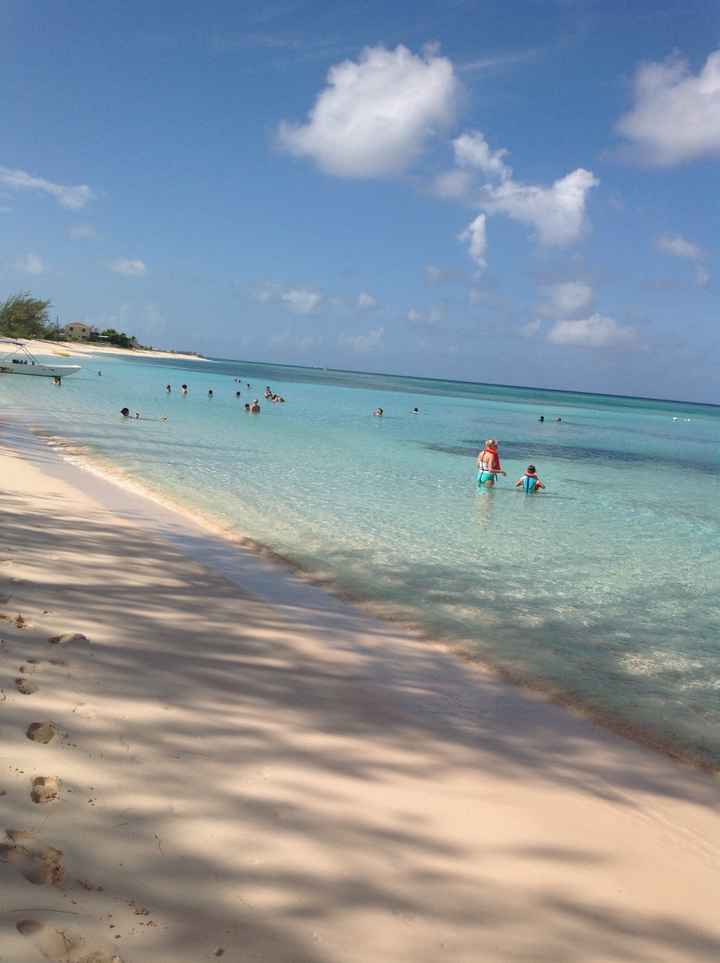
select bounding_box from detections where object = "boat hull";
[0,363,81,378]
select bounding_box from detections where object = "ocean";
[2,351,719,765]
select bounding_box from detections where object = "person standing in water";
[516,464,545,493]
[477,439,506,488]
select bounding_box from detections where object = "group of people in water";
[122,380,274,421]
[120,380,548,493]
[477,439,545,494]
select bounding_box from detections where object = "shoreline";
[2,416,720,961]
[18,337,209,362]
[17,413,720,774]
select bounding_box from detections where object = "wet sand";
[1,420,719,963]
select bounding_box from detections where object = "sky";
[1,1,719,401]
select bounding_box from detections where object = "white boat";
[0,338,81,379]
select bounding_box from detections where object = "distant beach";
[19,337,209,362]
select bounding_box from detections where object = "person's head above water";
[485,438,498,450]
[120,407,130,417]
[526,465,537,474]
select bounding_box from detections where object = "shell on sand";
[48,632,89,645]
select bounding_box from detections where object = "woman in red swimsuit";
[476,439,506,488]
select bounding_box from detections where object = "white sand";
[1,420,719,963]
[17,338,208,362]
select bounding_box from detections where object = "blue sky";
[2,0,719,401]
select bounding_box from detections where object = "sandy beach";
[17,339,207,362]
[1,419,720,963]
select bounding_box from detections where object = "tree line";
[0,292,138,348]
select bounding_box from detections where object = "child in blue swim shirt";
[516,465,544,493]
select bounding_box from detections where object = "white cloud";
[656,233,711,287]
[546,313,636,348]
[453,130,510,179]
[110,258,146,277]
[539,281,593,318]
[431,168,474,199]
[458,213,487,268]
[68,223,97,240]
[357,291,378,308]
[253,282,277,303]
[252,281,324,313]
[616,49,720,165]
[656,233,702,259]
[277,44,459,177]
[281,287,323,314]
[0,166,94,209]
[16,253,45,275]
[460,49,539,72]
[479,167,598,246]
[340,326,384,352]
[406,305,444,326]
[695,264,711,288]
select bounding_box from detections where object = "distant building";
[63,321,95,341]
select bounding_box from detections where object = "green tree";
[98,328,136,349]
[0,292,53,339]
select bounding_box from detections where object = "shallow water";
[2,352,719,764]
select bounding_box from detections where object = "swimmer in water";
[165,384,171,393]
[208,389,214,398]
[180,384,188,395]
[476,439,506,488]
[516,464,544,493]
[538,415,544,423]
[373,407,384,417]
[236,391,241,398]
[250,400,261,414]
[120,407,167,423]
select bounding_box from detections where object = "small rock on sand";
[30,776,60,804]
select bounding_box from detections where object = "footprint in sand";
[31,776,60,804]
[16,676,38,695]
[0,829,64,885]
[48,632,89,646]
[16,919,122,963]
[27,722,58,744]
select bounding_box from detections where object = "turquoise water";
[3,352,720,764]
